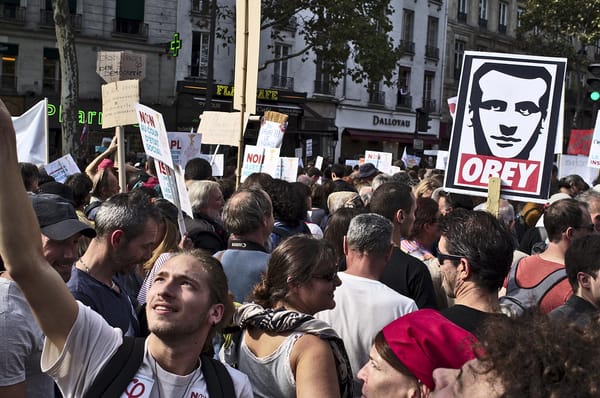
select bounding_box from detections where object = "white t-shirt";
[41,302,253,398]
[315,272,417,387]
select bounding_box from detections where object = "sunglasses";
[312,272,338,282]
[436,249,464,265]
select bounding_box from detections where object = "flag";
[80,123,89,144]
[447,96,458,121]
[11,99,48,165]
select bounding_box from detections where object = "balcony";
[39,10,82,31]
[272,74,294,90]
[0,74,17,91]
[43,77,60,95]
[400,40,415,56]
[479,18,488,28]
[314,80,336,96]
[275,16,298,35]
[0,4,25,25]
[498,24,507,34]
[112,18,149,40]
[457,11,467,22]
[368,91,386,106]
[425,45,439,61]
[396,92,412,109]
[423,99,437,113]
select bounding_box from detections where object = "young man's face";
[42,233,81,282]
[473,70,547,159]
[146,254,223,339]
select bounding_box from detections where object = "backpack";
[84,336,235,398]
[499,257,567,318]
[272,222,312,240]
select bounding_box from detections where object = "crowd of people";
[2,96,600,397]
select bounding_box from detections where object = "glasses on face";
[436,248,464,265]
[312,271,338,282]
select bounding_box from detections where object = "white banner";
[12,99,48,165]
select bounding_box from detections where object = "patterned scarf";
[228,303,353,398]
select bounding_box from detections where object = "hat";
[382,309,478,389]
[98,158,114,170]
[356,163,379,179]
[30,193,96,240]
[38,181,75,205]
[548,192,571,204]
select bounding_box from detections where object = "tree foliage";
[516,0,600,67]
[218,0,403,87]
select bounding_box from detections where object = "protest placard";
[365,150,393,175]
[44,154,80,183]
[135,103,174,169]
[102,80,139,128]
[587,112,600,168]
[240,145,280,182]
[167,132,203,167]
[444,52,567,203]
[197,111,247,147]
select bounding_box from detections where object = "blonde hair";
[142,219,180,275]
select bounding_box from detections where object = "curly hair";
[475,314,600,397]
[264,179,307,226]
[407,197,439,241]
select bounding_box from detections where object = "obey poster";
[444,52,566,203]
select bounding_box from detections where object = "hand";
[179,234,194,250]
[108,135,118,152]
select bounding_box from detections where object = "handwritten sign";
[97,51,146,83]
[135,103,174,169]
[365,150,393,175]
[240,145,280,182]
[102,80,140,128]
[44,154,80,183]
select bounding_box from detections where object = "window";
[402,9,414,42]
[273,44,292,89]
[425,16,439,60]
[191,31,209,78]
[43,48,60,94]
[457,0,467,21]
[423,72,435,112]
[498,2,507,32]
[454,40,465,80]
[479,0,488,27]
[369,81,385,105]
[315,58,335,95]
[517,7,525,28]
[192,0,209,14]
[397,67,412,108]
[0,43,18,90]
[115,0,146,35]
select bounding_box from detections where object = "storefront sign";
[372,115,411,128]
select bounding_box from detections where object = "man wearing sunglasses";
[437,209,514,337]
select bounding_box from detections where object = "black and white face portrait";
[469,63,552,160]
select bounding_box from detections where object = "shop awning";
[342,128,438,145]
[256,103,303,117]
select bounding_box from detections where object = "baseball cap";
[30,193,96,240]
[382,309,478,389]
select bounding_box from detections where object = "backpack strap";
[84,336,145,398]
[505,256,567,309]
[200,354,236,398]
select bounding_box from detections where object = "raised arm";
[85,135,117,178]
[0,99,78,351]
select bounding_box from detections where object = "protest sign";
[588,112,600,168]
[198,111,247,147]
[568,129,593,156]
[365,150,393,175]
[44,154,80,183]
[167,132,203,167]
[240,145,280,182]
[271,157,299,182]
[256,111,288,148]
[199,154,225,177]
[444,52,566,203]
[102,80,139,128]
[135,103,173,169]
[315,156,324,170]
[559,154,597,185]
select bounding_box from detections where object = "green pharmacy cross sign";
[170,33,182,57]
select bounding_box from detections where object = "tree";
[217,0,403,87]
[516,0,600,128]
[52,0,79,156]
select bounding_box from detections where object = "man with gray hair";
[215,187,274,302]
[315,213,417,395]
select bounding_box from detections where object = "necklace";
[152,356,199,398]
[78,258,118,291]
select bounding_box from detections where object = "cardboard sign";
[135,103,174,169]
[444,52,567,203]
[198,111,247,147]
[97,51,146,83]
[102,80,140,128]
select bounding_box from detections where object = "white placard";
[240,145,281,182]
[135,103,174,169]
[199,154,225,177]
[256,120,285,148]
[435,150,449,170]
[44,154,80,183]
[315,156,324,170]
[102,80,140,128]
[272,157,299,182]
[364,150,393,175]
[587,111,600,168]
[559,154,597,186]
[167,132,203,167]
[306,139,313,157]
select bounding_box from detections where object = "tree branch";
[258,44,314,71]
